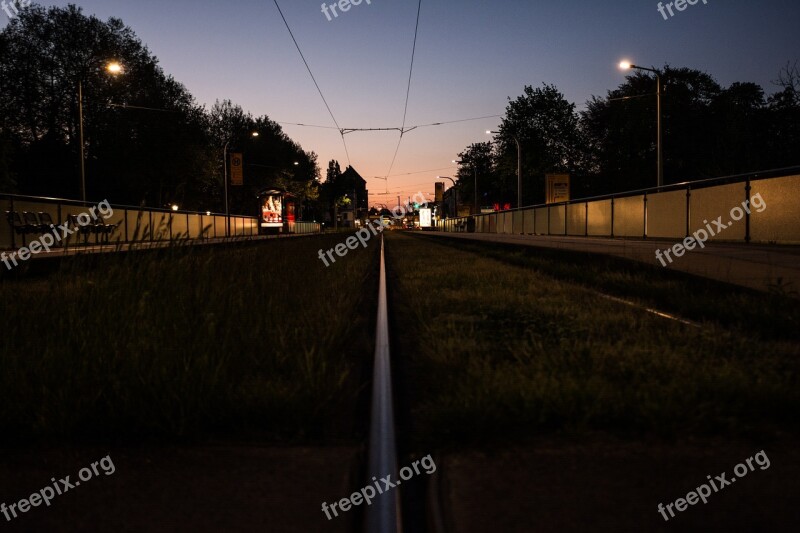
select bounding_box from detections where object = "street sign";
[546,174,570,204]
[230,152,244,186]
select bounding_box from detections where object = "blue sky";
[3,1,799,203]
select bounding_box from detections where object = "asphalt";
[422,231,800,293]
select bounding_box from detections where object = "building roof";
[340,165,366,187]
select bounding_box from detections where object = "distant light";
[619,60,632,70]
[206,211,211,216]
[106,62,124,75]
[293,161,299,166]
[171,204,179,211]
[251,132,260,137]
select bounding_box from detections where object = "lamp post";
[437,176,458,217]
[453,159,478,214]
[78,61,124,203]
[619,60,663,188]
[486,130,521,208]
[223,131,259,237]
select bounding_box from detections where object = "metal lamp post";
[78,61,124,203]
[619,61,663,188]
[223,131,259,237]
[438,176,458,217]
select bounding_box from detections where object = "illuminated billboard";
[419,208,432,228]
[260,192,283,228]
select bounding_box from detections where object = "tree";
[0,4,212,206]
[767,61,800,168]
[497,84,583,205]
[582,66,723,192]
[0,5,320,215]
[455,142,494,208]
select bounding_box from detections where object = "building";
[337,166,369,227]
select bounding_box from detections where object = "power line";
[388,165,456,177]
[107,103,182,113]
[272,0,351,165]
[277,121,340,130]
[384,0,423,180]
[409,114,502,129]
[278,114,501,133]
[399,0,423,133]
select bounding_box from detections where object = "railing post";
[57,203,63,248]
[9,196,15,249]
[610,198,615,238]
[585,202,588,237]
[745,178,752,243]
[643,193,648,239]
[685,186,691,238]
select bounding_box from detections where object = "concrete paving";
[421,231,800,294]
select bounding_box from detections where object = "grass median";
[0,235,379,445]
[385,232,800,449]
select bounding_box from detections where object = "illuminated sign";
[261,193,283,228]
[419,208,432,228]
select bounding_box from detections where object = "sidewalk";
[422,232,800,293]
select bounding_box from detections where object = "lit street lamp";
[78,61,124,203]
[619,60,663,188]
[487,130,522,208]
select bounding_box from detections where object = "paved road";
[423,232,800,294]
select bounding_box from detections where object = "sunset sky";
[4,0,799,205]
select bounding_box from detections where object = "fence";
[438,168,800,245]
[1,193,318,250]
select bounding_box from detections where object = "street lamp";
[437,176,458,217]
[619,60,663,188]
[223,131,259,237]
[453,159,479,214]
[487,130,522,208]
[78,61,124,203]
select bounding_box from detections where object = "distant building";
[337,166,369,226]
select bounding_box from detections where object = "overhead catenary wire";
[383,0,423,181]
[279,114,501,133]
[107,102,182,113]
[272,0,482,189]
[277,121,340,130]
[387,166,457,178]
[272,0,351,165]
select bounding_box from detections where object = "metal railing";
[1,192,320,250]
[438,166,800,244]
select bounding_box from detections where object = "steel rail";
[365,235,402,533]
